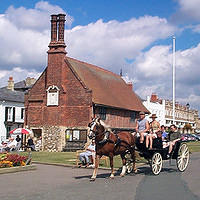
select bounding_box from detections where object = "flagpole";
[172,36,176,124]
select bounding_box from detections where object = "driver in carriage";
[135,111,150,144]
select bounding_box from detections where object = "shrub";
[0,160,13,168]
[0,153,29,168]
[6,154,28,166]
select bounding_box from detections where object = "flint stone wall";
[42,126,65,152]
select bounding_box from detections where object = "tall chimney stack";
[58,14,66,42]
[50,15,58,42]
[48,14,66,54]
[47,14,67,87]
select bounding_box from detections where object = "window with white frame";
[47,85,60,106]
[7,107,12,121]
[5,107,13,121]
[65,130,87,141]
[21,108,25,119]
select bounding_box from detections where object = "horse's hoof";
[90,178,96,182]
[120,173,125,177]
[109,176,114,179]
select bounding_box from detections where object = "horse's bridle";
[88,119,105,140]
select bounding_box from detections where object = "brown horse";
[88,117,137,181]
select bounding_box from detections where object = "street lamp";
[186,103,190,133]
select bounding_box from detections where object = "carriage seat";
[136,136,163,150]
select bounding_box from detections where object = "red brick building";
[25,14,148,151]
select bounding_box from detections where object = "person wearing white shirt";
[79,140,95,167]
[5,137,17,152]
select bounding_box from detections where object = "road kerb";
[0,165,36,174]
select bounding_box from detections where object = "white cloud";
[0,1,199,113]
[0,1,73,71]
[178,0,200,21]
[5,1,73,31]
[1,5,176,76]
[134,45,172,78]
[192,24,200,33]
[0,15,49,69]
[132,43,200,111]
[0,67,41,87]
[171,0,200,23]
[67,16,176,73]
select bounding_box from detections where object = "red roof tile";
[66,57,149,113]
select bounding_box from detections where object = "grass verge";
[19,141,199,168]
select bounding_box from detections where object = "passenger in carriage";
[135,111,150,144]
[166,124,181,158]
[161,125,168,140]
[161,125,169,148]
[146,114,161,149]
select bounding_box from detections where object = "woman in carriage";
[146,114,161,149]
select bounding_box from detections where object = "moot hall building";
[25,14,148,152]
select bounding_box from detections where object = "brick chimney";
[50,14,58,43]
[48,14,66,54]
[7,76,14,91]
[58,14,65,42]
[127,82,133,91]
[47,14,67,87]
[150,93,158,102]
[25,77,36,86]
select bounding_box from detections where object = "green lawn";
[187,141,200,152]
[19,141,200,168]
[19,151,123,168]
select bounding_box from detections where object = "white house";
[143,94,166,126]
[143,93,198,133]
[0,77,35,143]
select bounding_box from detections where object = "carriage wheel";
[176,143,190,172]
[125,151,133,173]
[151,152,162,175]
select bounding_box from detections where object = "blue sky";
[0,0,200,113]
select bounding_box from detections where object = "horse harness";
[97,131,134,152]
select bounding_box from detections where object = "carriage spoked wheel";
[151,152,163,175]
[125,151,133,173]
[176,143,190,172]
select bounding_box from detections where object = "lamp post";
[186,103,190,133]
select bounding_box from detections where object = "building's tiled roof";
[0,87,24,103]
[14,80,26,89]
[66,57,149,113]
[14,80,33,90]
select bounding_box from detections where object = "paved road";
[0,153,199,200]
